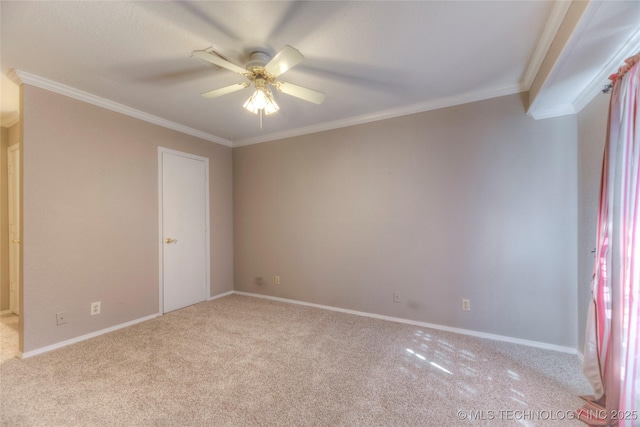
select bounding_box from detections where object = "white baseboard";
[232,291,577,355]
[577,350,585,362]
[19,292,231,359]
[208,290,234,301]
[20,313,159,359]
[18,291,579,359]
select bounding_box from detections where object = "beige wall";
[576,94,609,352]
[234,93,578,347]
[18,83,587,352]
[21,85,233,353]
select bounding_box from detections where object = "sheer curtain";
[577,53,640,426]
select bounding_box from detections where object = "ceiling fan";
[192,45,326,127]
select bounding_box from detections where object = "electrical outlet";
[274,276,280,285]
[393,292,401,303]
[56,312,67,326]
[91,301,101,316]
[462,299,471,311]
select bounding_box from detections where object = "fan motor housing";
[245,51,271,72]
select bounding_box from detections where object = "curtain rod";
[604,51,640,94]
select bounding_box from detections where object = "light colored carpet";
[0,295,591,426]
[0,313,19,363]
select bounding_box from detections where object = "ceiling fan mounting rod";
[246,51,271,70]
[245,51,277,85]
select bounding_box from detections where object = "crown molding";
[528,104,576,120]
[7,69,23,86]
[526,0,591,120]
[528,0,640,120]
[522,0,572,91]
[233,83,523,147]
[0,111,20,128]
[572,26,640,113]
[12,70,232,147]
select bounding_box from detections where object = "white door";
[159,148,209,313]
[7,145,20,315]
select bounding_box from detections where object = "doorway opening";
[2,126,21,361]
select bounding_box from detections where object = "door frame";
[157,147,210,314]
[7,144,20,315]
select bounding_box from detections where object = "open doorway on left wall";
[2,144,20,361]
[2,73,22,360]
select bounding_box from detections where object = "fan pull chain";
[259,109,263,128]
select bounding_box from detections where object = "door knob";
[165,238,178,244]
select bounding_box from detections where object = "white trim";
[7,145,21,316]
[233,83,523,147]
[204,157,211,303]
[572,26,640,114]
[6,68,522,148]
[20,313,159,359]
[522,0,572,91]
[157,149,164,315]
[1,111,20,128]
[525,1,595,120]
[17,292,580,359]
[208,290,234,301]
[157,148,211,314]
[528,104,576,120]
[7,69,23,86]
[158,149,164,315]
[8,68,522,149]
[577,351,584,363]
[11,70,232,147]
[232,291,577,354]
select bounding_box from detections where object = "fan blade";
[191,50,248,75]
[275,82,325,104]
[201,83,249,99]
[264,45,304,77]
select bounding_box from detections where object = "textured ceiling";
[0,1,636,146]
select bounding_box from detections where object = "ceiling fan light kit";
[242,80,279,116]
[242,78,279,128]
[192,45,326,128]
